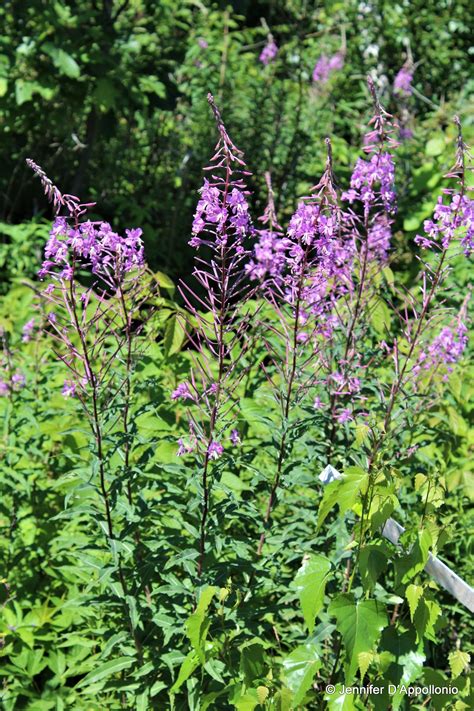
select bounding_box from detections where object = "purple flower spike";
[208,441,224,460]
[171,382,194,401]
[62,380,76,398]
[260,37,278,65]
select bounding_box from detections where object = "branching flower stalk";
[27,158,147,656]
[177,94,253,578]
[251,140,352,553]
[346,116,472,590]
[326,76,399,457]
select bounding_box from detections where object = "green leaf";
[170,651,199,693]
[317,466,368,531]
[413,598,441,642]
[359,544,389,592]
[448,650,470,679]
[405,584,424,621]
[240,641,265,685]
[426,135,445,156]
[370,297,391,337]
[185,586,217,664]
[282,643,320,707]
[292,553,332,633]
[357,651,374,681]
[154,271,175,291]
[76,656,135,688]
[43,43,80,78]
[395,529,432,585]
[163,314,186,356]
[15,80,54,105]
[325,683,356,709]
[0,78,7,97]
[329,594,387,682]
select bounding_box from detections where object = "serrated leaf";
[448,650,470,679]
[292,554,332,633]
[358,651,373,681]
[256,686,269,704]
[405,584,424,621]
[329,594,387,682]
[359,544,389,592]
[317,467,368,531]
[413,598,441,642]
[282,643,320,707]
[396,529,432,585]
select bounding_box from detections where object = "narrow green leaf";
[75,656,135,688]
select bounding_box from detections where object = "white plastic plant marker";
[319,465,474,614]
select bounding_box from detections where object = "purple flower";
[313,396,323,409]
[208,441,224,460]
[62,380,76,398]
[342,153,396,215]
[394,65,413,97]
[198,38,208,49]
[337,408,353,424]
[38,218,145,287]
[0,381,8,396]
[367,216,392,261]
[230,429,240,445]
[259,38,278,65]
[21,319,35,343]
[415,192,474,256]
[171,382,194,401]
[312,52,344,83]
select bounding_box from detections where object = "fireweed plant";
[26,159,155,656]
[2,86,470,707]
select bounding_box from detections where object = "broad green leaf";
[396,529,432,585]
[448,650,470,678]
[405,584,424,621]
[154,271,175,291]
[240,641,265,685]
[413,598,441,642]
[426,135,445,156]
[164,314,186,356]
[76,656,135,688]
[329,594,387,682]
[292,553,332,633]
[359,544,389,592]
[370,297,391,337]
[358,651,374,681]
[282,643,320,707]
[325,683,356,709]
[43,43,80,78]
[318,467,368,531]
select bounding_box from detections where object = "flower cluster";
[416,321,468,380]
[189,95,252,252]
[415,192,474,256]
[342,153,396,214]
[394,64,413,97]
[259,38,278,65]
[39,218,145,286]
[312,52,344,84]
[191,182,251,249]
[21,319,36,343]
[0,371,25,397]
